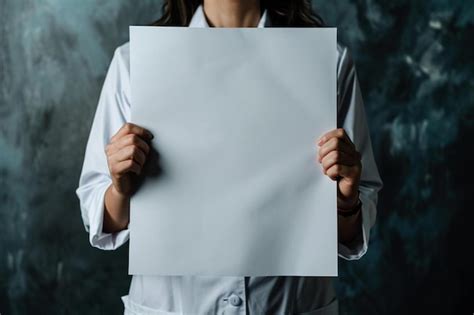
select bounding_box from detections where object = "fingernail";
[317,137,324,146]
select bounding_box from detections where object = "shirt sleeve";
[75,44,131,250]
[336,46,384,260]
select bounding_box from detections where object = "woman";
[76,0,383,314]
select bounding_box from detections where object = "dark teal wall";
[317,1,474,314]
[0,1,472,314]
[0,1,159,314]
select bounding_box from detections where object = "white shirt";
[76,5,383,315]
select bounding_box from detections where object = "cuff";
[337,192,374,260]
[87,182,130,250]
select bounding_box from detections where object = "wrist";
[338,199,361,217]
[338,191,361,217]
[111,184,130,200]
[338,190,359,211]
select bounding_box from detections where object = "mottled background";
[0,0,473,314]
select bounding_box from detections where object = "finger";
[110,123,153,143]
[110,145,147,167]
[316,128,354,148]
[115,134,150,154]
[111,159,141,176]
[318,137,357,163]
[325,164,354,181]
[320,151,357,172]
[105,142,119,156]
[105,133,151,157]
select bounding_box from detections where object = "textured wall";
[0,0,472,314]
[316,1,474,314]
[0,1,160,314]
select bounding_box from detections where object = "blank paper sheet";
[129,26,337,276]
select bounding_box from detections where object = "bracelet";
[337,199,362,217]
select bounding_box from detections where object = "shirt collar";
[189,4,269,28]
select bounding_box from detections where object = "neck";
[203,0,261,27]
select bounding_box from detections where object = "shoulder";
[115,41,130,59]
[102,42,131,110]
[336,42,356,83]
[109,41,131,93]
[111,41,130,78]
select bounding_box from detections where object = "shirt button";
[229,294,242,306]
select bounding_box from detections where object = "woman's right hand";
[105,123,153,196]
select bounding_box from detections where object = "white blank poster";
[129,26,337,276]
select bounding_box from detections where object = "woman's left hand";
[316,128,362,210]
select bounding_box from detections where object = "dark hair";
[152,0,324,27]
